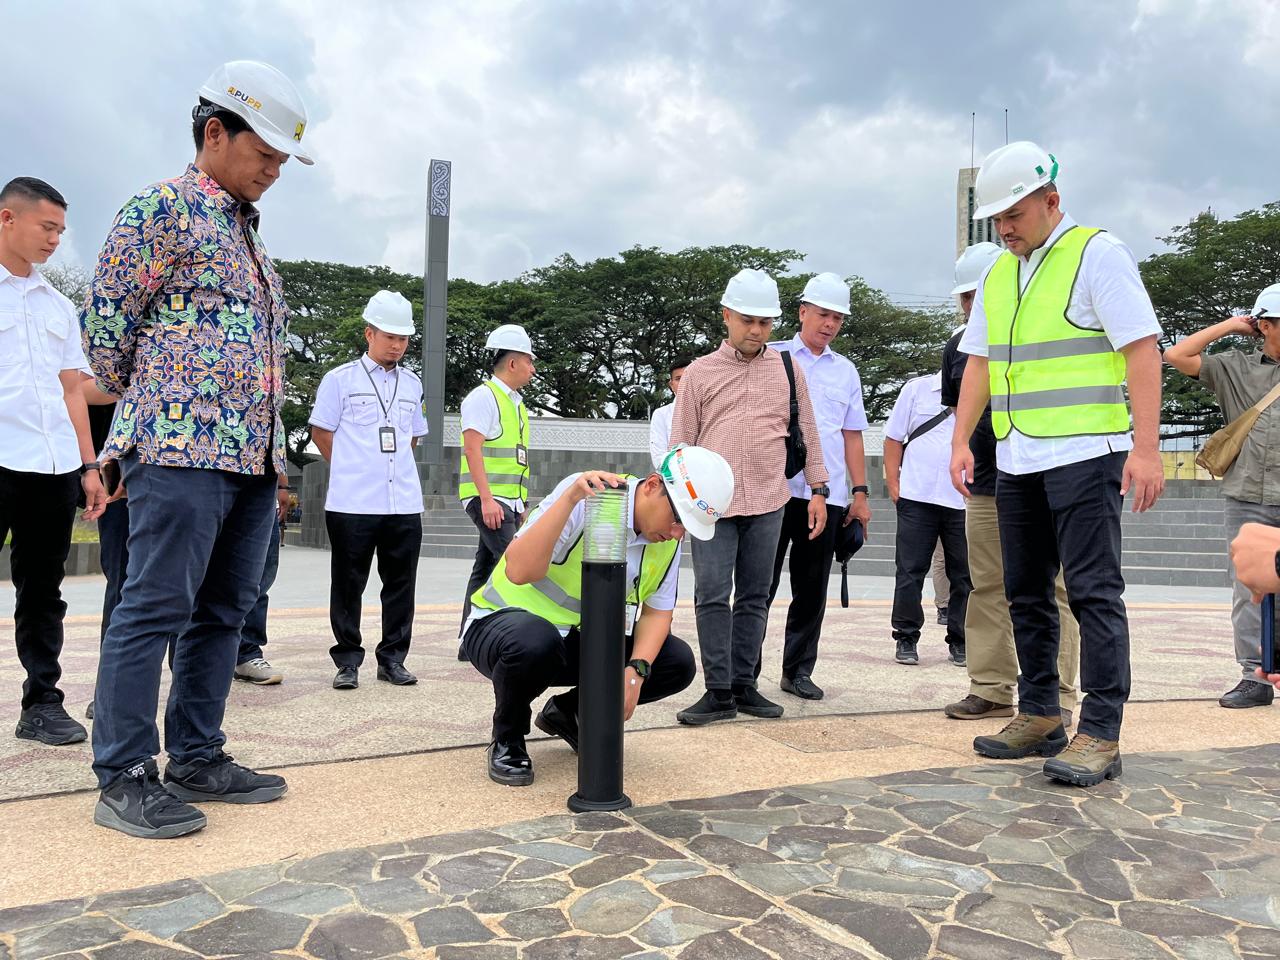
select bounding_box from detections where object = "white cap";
[973,141,1058,220]
[486,323,535,357]
[950,242,1004,295]
[197,60,315,165]
[362,290,414,335]
[721,268,782,318]
[800,272,851,315]
[658,445,735,541]
[1252,283,1280,319]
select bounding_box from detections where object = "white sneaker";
[234,658,283,685]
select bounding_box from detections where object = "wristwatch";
[851,484,869,497]
[80,463,101,475]
[810,485,830,498]
[627,658,651,679]
[1273,550,1280,582]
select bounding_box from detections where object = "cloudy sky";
[7,0,1277,305]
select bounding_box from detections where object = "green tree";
[1141,203,1280,438]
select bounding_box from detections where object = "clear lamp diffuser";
[582,486,628,563]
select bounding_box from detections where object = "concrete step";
[1123,550,1229,570]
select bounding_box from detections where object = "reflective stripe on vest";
[470,481,679,630]
[458,380,530,501]
[985,225,1130,440]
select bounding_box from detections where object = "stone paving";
[4,743,1280,959]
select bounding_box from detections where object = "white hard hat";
[658,445,735,541]
[197,60,315,165]
[800,272,851,315]
[1251,283,1280,319]
[362,290,414,335]
[972,141,1059,220]
[486,323,535,357]
[721,268,782,318]
[950,242,1004,295]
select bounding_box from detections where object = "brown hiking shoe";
[945,695,1014,721]
[1043,733,1121,787]
[973,713,1067,760]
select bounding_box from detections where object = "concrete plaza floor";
[1,549,1277,958]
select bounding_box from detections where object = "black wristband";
[80,463,101,474]
[1274,549,1280,583]
[851,484,869,496]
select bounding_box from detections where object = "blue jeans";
[91,456,276,788]
[997,452,1130,742]
[238,521,280,664]
[690,507,785,691]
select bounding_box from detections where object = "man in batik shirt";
[82,61,314,839]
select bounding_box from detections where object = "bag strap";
[904,408,952,449]
[780,350,800,427]
[1250,379,1280,415]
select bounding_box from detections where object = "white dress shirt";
[0,265,89,475]
[958,213,1162,476]
[459,378,527,513]
[885,373,965,511]
[649,401,675,471]
[311,355,428,515]
[462,474,681,639]
[772,335,869,508]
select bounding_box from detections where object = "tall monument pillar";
[422,158,451,466]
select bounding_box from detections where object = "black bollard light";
[568,484,631,812]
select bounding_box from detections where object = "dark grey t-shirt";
[1198,348,1280,505]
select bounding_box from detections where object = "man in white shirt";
[310,291,427,690]
[884,371,970,668]
[648,355,695,469]
[952,142,1164,787]
[458,324,536,633]
[763,273,870,700]
[0,177,105,746]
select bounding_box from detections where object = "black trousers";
[459,499,521,633]
[891,497,970,646]
[97,496,130,645]
[762,497,844,679]
[0,467,79,708]
[326,511,422,668]
[461,608,696,742]
[997,452,1129,741]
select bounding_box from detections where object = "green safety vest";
[458,379,530,501]
[470,480,679,630]
[985,226,1130,440]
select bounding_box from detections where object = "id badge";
[379,426,397,454]
[626,603,640,634]
[516,444,528,467]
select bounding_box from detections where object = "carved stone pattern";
[429,159,452,217]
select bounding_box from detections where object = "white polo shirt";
[0,265,89,475]
[649,401,675,470]
[459,378,527,513]
[461,474,682,640]
[885,373,965,511]
[772,335,869,508]
[311,355,428,515]
[958,213,1162,475]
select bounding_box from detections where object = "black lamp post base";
[567,792,632,813]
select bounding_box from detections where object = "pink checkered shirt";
[670,340,828,518]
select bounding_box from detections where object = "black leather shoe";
[488,739,534,786]
[333,666,359,690]
[781,675,824,701]
[734,686,784,718]
[1219,678,1274,709]
[377,662,418,685]
[534,695,579,752]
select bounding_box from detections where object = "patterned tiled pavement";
[5,744,1280,959]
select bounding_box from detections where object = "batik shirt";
[82,164,289,475]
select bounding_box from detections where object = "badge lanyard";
[362,360,400,454]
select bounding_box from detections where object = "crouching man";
[461,445,734,786]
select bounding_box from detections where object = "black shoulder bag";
[779,351,807,479]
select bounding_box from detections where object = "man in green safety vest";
[460,445,734,787]
[458,324,535,634]
[950,141,1165,788]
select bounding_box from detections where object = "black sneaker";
[937,607,949,626]
[676,691,738,726]
[94,759,207,839]
[948,642,967,667]
[733,686,784,719]
[781,674,824,700]
[85,700,95,721]
[163,751,288,804]
[895,639,919,665]
[1219,678,1275,709]
[16,702,88,745]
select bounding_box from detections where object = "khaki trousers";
[964,494,1079,710]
